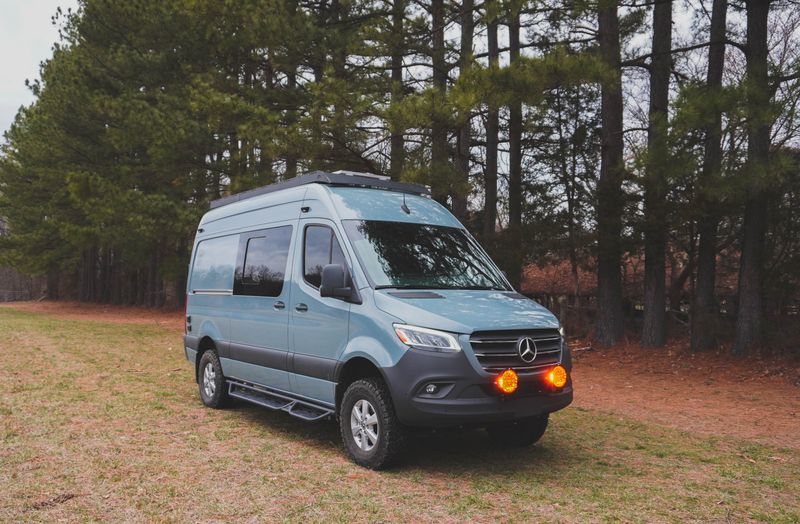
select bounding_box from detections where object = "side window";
[304,225,346,288]
[234,226,292,297]
[191,235,238,291]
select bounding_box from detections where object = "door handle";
[295,303,308,312]
[273,301,285,310]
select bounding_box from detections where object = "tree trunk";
[283,0,299,178]
[135,268,144,305]
[641,0,672,347]
[733,0,771,355]
[229,132,240,187]
[692,0,727,352]
[507,7,523,288]
[329,0,349,170]
[389,0,406,179]
[483,0,499,239]
[430,0,448,201]
[285,66,298,179]
[452,0,473,221]
[558,90,582,308]
[596,1,625,346]
[46,267,59,300]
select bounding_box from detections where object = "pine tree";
[641,0,673,347]
[692,0,728,352]
[596,0,626,346]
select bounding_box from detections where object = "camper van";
[184,171,572,469]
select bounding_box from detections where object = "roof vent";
[333,170,390,181]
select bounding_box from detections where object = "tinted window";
[234,226,292,297]
[343,220,508,290]
[304,225,346,288]
[191,235,238,291]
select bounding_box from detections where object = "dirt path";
[4,300,799,449]
[572,342,800,450]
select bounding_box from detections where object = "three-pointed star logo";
[517,337,538,363]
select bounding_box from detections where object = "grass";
[0,307,798,523]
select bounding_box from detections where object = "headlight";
[558,325,566,338]
[393,324,461,352]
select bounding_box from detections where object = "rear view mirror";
[320,264,359,302]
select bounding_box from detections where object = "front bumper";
[383,347,573,428]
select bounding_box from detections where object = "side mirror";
[320,264,358,302]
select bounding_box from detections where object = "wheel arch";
[334,355,388,413]
[195,336,218,383]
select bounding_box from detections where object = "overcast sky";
[0,0,78,139]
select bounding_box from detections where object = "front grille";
[469,329,562,372]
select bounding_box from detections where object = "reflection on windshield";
[343,220,509,290]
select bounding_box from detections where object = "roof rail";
[209,171,431,210]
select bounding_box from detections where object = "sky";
[0,0,78,139]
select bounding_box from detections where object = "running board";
[227,380,333,421]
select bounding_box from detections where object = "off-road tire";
[198,350,231,408]
[486,414,549,447]
[339,378,406,469]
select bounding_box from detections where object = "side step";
[227,380,333,422]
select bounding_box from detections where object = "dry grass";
[1,307,798,523]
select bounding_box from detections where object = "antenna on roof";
[401,193,411,215]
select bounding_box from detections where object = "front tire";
[339,378,405,469]
[198,350,230,408]
[486,414,549,447]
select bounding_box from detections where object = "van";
[184,171,572,469]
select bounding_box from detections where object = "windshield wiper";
[376,284,508,291]
[375,284,445,290]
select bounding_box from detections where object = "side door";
[289,220,351,404]
[226,224,295,391]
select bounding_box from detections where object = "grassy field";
[1,307,798,523]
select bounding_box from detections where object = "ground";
[1,301,798,522]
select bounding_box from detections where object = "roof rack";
[209,170,431,210]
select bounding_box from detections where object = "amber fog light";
[547,365,568,388]
[495,369,519,394]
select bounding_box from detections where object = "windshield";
[342,220,510,290]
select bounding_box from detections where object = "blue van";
[184,171,572,468]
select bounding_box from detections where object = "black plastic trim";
[229,342,289,371]
[291,353,338,381]
[184,334,200,351]
[387,291,445,299]
[225,342,339,382]
[382,348,573,427]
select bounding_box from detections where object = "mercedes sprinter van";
[184,171,572,469]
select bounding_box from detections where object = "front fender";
[334,334,403,382]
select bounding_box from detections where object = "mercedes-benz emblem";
[517,337,538,363]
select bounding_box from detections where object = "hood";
[373,289,559,334]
